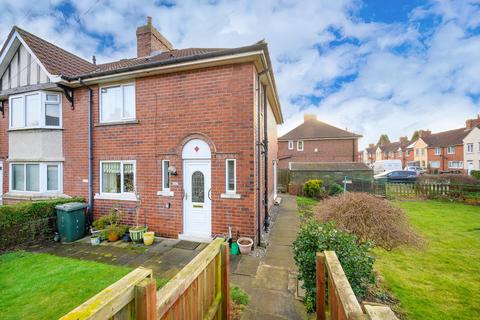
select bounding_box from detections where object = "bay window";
[10,163,62,193]
[9,91,61,129]
[100,83,135,123]
[100,161,136,195]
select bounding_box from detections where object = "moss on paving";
[0,251,132,320]
[375,201,480,320]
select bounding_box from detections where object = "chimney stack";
[399,136,408,144]
[465,114,480,129]
[419,130,431,138]
[304,114,317,122]
[136,16,173,57]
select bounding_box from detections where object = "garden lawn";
[0,251,132,320]
[375,201,480,320]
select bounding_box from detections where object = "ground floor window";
[448,161,463,169]
[10,162,62,193]
[162,160,170,191]
[225,159,236,193]
[100,161,135,195]
[429,161,440,168]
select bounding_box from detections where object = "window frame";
[448,161,463,168]
[297,140,304,151]
[99,160,136,196]
[225,159,237,194]
[8,91,62,130]
[447,146,455,154]
[99,83,136,123]
[466,143,474,153]
[434,147,441,155]
[9,162,62,194]
[162,160,170,191]
[429,161,440,168]
[288,141,294,150]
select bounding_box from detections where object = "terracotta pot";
[107,232,120,242]
[237,237,253,255]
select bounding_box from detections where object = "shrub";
[303,179,324,199]
[471,170,480,180]
[317,193,422,250]
[328,183,344,196]
[0,197,85,251]
[293,221,375,312]
[230,285,249,306]
[93,208,121,230]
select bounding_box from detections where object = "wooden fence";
[316,251,397,320]
[61,238,229,320]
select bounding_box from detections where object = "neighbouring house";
[0,18,283,243]
[374,137,410,167]
[361,143,377,164]
[407,130,430,168]
[277,114,361,169]
[463,116,480,173]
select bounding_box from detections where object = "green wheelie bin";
[55,202,87,242]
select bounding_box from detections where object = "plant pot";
[107,232,120,242]
[237,237,253,255]
[129,226,148,243]
[143,231,155,246]
[121,233,131,242]
[91,236,100,246]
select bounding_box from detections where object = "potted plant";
[90,235,100,246]
[106,224,127,242]
[143,231,155,245]
[237,237,254,254]
[92,209,120,240]
[129,192,148,243]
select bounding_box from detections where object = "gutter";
[79,78,94,224]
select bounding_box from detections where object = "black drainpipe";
[263,83,269,231]
[256,74,262,246]
[79,78,94,224]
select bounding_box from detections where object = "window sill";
[94,193,138,201]
[220,193,241,199]
[3,192,68,200]
[8,127,63,132]
[157,190,174,197]
[95,120,139,127]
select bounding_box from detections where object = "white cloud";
[0,0,479,149]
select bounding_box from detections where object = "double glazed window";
[288,141,294,150]
[9,92,61,129]
[225,159,236,193]
[448,161,463,168]
[466,143,474,153]
[101,161,135,194]
[434,147,441,155]
[297,140,304,151]
[10,163,61,192]
[162,160,170,191]
[447,146,455,154]
[100,83,135,123]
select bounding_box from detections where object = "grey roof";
[279,119,361,141]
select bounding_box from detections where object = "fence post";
[221,242,230,320]
[135,277,157,320]
[316,252,326,320]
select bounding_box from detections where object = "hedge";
[471,170,480,180]
[0,197,84,251]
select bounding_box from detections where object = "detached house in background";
[277,114,361,169]
[0,18,283,243]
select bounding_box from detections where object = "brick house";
[361,144,377,164]
[374,137,410,167]
[0,19,283,243]
[277,114,361,169]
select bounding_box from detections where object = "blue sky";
[1,0,479,148]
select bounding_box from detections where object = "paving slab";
[233,255,261,276]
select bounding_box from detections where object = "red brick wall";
[278,138,358,169]
[427,145,465,172]
[0,100,9,201]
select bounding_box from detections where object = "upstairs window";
[297,140,304,151]
[288,141,294,150]
[447,146,455,154]
[9,92,61,129]
[434,147,441,155]
[100,83,135,123]
[466,143,474,153]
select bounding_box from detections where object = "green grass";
[375,201,480,320]
[0,251,132,320]
[296,196,319,219]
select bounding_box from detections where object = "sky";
[1,0,479,149]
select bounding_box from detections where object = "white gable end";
[0,31,52,91]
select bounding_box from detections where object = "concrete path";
[231,195,307,320]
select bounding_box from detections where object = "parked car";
[374,170,417,182]
[404,166,425,175]
[373,160,403,175]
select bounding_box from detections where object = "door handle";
[183,189,188,200]
[208,189,212,200]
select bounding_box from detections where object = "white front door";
[182,159,212,240]
[0,161,3,205]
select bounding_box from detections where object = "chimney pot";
[147,16,152,25]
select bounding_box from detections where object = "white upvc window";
[10,162,62,193]
[448,161,463,168]
[9,91,62,129]
[429,161,440,168]
[162,160,170,191]
[447,146,455,154]
[100,83,135,123]
[288,141,294,150]
[100,161,136,196]
[434,147,441,155]
[225,159,236,193]
[466,143,474,153]
[297,140,304,151]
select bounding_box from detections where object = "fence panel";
[156,237,230,320]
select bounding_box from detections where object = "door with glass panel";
[183,159,211,238]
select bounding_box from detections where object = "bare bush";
[316,193,422,250]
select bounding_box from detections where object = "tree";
[411,130,420,141]
[377,134,390,146]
